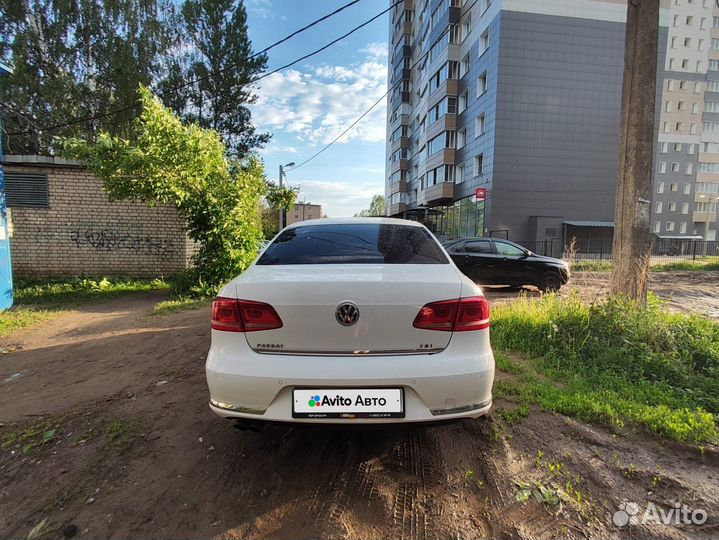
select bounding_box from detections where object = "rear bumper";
[206,330,495,424]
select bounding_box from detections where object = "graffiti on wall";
[70,228,176,260]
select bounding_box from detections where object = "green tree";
[162,0,269,156]
[61,87,266,293]
[355,194,386,217]
[0,0,177,154]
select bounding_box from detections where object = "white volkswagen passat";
[206,218,494,425]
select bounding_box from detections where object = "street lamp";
[279,162,295,230]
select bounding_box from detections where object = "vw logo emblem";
[335,302,360,327]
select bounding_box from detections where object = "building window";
[680,222,687,234]
[460,54,470,78]
[706,101,719,113]
[674,143,682,151]
[656,201,663,213]
[713,38,719,50]
[681,59,689,69]
[666,221,675,232]
[456,163,465,184]
[457,127,466,148]
[665,101,673,112]
[479,28,489,56]
[688,144,695,154]
[682,202,690,214]
[692,103,699,114]
[660,142,668,153]
[684,37,692,47]
[675,122,683,132]
[671,36,677,49]
[669,202,677,212]
[686,163,693,175]
[653,221,661,233]
[670,182,678,192]
[475,154,484,176]
[475,113,486,137]
[699,162,719,173]
[691,124,697,134]
[659,161,667,173]
[664,122,670,132]
[710,60,719,71]
[657,181,665,193]
[671,162,680,172]
[684,183,691,194]
[668,79,674,90]
[686,15,693,25]
[477,70,487,97]
[695,81,701,93]
[459,89,468,113]
[713,16,719,28]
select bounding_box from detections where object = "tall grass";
[491,294,719,443]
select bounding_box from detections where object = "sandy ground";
[0,274,717,540]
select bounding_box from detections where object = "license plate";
[292,388,404,419]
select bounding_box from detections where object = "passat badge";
[335,302,360,327]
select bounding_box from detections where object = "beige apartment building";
[285,203,322,225]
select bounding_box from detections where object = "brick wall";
[4,158,192,278]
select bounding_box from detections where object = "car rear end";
[205,219,494,424]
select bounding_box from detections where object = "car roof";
[285,217,424,229]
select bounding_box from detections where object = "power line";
[5,0,392,137]
[287,0,481,172]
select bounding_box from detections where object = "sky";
[245,0,389,217]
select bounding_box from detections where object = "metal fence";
[568,238,719,263]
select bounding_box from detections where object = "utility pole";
[278,162,295,231]
[611,0,659,304]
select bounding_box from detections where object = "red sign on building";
[475,187,487,201]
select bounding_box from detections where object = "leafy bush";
[61,87,292,294]
[491,294,719,442]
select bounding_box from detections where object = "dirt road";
[1,279,718,539]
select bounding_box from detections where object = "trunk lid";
[233,264,463,355]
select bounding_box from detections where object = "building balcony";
[425,148,456,171]
[423,182,454,205]
[427,79,459,106]
[390,136,409,153]
[425,114,457,140]
[693,211,717,223]
[390,159,409,175]
[388,178,408,194]
[389,202,407,216]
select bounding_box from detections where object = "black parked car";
[443,237,570,292]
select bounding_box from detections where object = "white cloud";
[252,46,388,145]
[294,179,384,218]
[359,42,388,59]
[260,144,300,155]
[247,0,286,20]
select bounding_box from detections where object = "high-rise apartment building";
[385,0,719,244]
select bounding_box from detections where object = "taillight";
[211,298,283,332]
[413,296,490,332]
[454,296,491,331]
[412,299,458,331]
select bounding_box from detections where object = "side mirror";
[522,250,530,258]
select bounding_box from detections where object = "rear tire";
[538,271,562,292]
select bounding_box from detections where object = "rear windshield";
[257,223,449,265]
